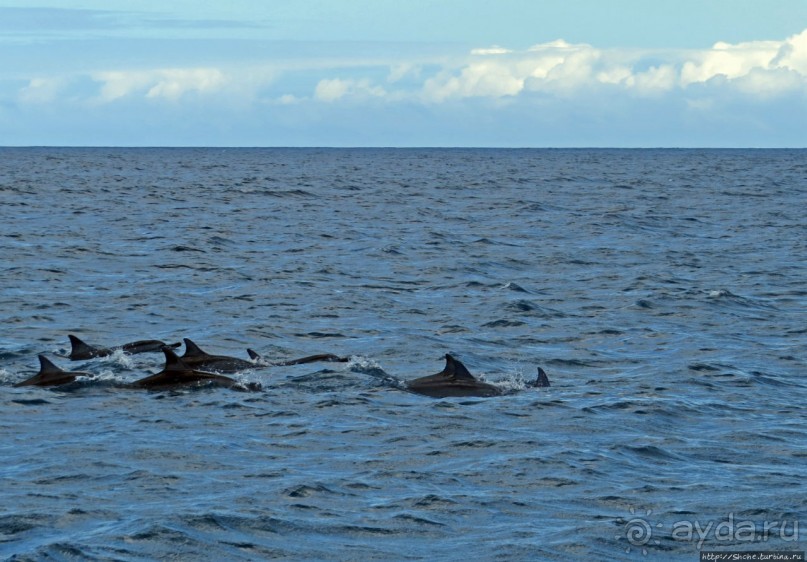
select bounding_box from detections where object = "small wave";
[596,328,623,335]
[504,300,566,318]
[207,235,235,246]
[154,263,218,272]
[11,398,53,405]
[391,513,446,527]
[294,331,348,339]
[411,494,458,508]
[98,349,135,369]
[706,289,779,310]
[258,189,316,198]
[749,370,790,387]
[621,444,686,461]
[582,400,639,413]
[284,483,344,498]
[501,282,529,293]
[0,513,42,535]
[347,355,381,372]
[489,370,534,393]
[472,237,520,247]
[688,363,724,372]
[435,324,469,334]
[168,245,206,253]
[0,346,37,361]
[347,357,398,386]
[547,358,600,368]
[505,299,539,312]
[708,289,737,299]
[481,319,527,328]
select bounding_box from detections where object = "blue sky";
[2,0,807,147]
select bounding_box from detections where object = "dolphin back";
[14,355,86,387]
[120,340,181,354]
[68,334,110,360]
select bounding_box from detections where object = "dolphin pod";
[14,349,259,391]
[10,336,551,397]
[131,348,260,391]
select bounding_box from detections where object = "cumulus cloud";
[679,40,782,85]
[314,78,387,102]
[19,27,807,110]
[298,28,807,105]
[624,64,678,96]
[470,45,512,56]
[93,67,225,102]
[416,29,807,102]
[9,26,807,147]
[773,28,807,73]
[18,77,66,104]
[145,69,225,100]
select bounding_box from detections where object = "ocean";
[0,148,804,560]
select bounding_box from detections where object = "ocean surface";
[0,148,804,561]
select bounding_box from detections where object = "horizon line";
[1,145,805,150]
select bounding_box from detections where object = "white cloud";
[423,61,523,102]
[18,77,66,104]
[674,28,807,96]
[145,68,225,100]
[470,45,512,56]
[276,94,300,105]
[93,68,226,102]
[314,78,350,102]
[8,26,807,147]
[680,40,781,85]
[773,28,807,73]
[26,27,807,110]
[94,71,153,102]
[314,78,387,102]
[625,65,678,95]
[734,67,803,98]
[387,63,420,83]
[413,30,807,103]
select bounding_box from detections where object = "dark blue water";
[1,148,804,560]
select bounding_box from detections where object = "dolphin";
[180,338,257,373]
[247,348,348,366]
[66,334,181,360]
[405,354,550,398]
[180,338,349,373]
[131,348,258,390]
[14,355,90,387]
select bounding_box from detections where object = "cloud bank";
[5,28,807,146]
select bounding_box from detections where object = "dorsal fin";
[182,338,208,359]
[68,334,99,356]
[443,354,475,380]
[163,347,191,371]
[533,367,550,388]
[247,349,261,360]
[38,354,63,374]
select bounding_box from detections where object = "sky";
[1,0,807,147]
